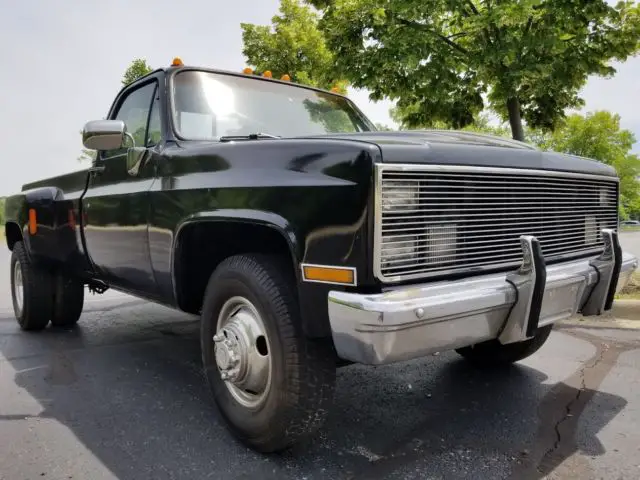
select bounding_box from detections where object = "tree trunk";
[507,97,525,142]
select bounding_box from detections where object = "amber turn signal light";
[301,264,356,286]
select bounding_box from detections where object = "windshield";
[170,70,375,140]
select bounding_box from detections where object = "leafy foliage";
[121,59,153,87]
[312,0,640,140]
[241,0,346,92]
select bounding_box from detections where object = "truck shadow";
[0,303,628,480]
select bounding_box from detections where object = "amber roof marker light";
[171,57,184,67]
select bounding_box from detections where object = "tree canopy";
[310,0,640,140]
[241,0,347,93]
[121,58,153,86]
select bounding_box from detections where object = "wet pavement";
[1,238,640,480]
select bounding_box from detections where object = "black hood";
[306,130,618,178]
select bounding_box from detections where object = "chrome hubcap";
[215,296,271,409]
[13,260,24,315]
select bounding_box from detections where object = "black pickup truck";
[4,60,638,453]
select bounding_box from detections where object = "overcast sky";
[1,0,638,196]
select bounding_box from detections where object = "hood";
[307,130,618,178]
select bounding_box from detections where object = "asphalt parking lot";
[1,233,639,480]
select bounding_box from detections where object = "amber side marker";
[28,209,37,235]
[301,264,357,286]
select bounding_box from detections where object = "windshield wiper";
[218,133,281,142]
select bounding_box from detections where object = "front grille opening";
[376,167,619,282]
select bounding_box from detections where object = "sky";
[0,0,638,196]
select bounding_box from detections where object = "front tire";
[200,254,336,453]
[455,325,553,366]
[10,242,53,331]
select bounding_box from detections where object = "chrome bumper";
[328,229,638,365]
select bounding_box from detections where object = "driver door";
[82,79,160,296]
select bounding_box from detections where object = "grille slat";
[374,165,619,282]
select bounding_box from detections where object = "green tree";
[121,58,153,86]
[310,0,640,140]
[543,111,640,219]
[79,59,154,162]
[241,0,346,92]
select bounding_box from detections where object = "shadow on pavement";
[0,305,628,480]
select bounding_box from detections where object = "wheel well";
[174,221,297,314]
[5,222,22,250]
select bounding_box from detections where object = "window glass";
[146,92,162,147]
[104,81,156,157]
[171,71,374,140]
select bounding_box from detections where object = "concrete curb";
[611,299,640,321]
[559,299,640,330]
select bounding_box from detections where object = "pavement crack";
[537,343,606,473]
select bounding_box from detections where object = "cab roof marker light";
[171,57,184,67]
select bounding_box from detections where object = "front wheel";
[200,254,336,453]
[455,325,553,366]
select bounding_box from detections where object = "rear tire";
[50,274,84,327]
[10,242,53,331]
[455,325,553,366]
[200,253,336,453]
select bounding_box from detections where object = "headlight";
[382,180,419,213]
[599,187,615,207]
[425,224,457,264]
[381,235,418,270]
[585,216,597,245]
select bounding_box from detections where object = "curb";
[559,299,640,330]
[610,299,640,321]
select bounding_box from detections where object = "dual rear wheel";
[10,241,85,331]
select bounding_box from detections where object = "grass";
[620,225,640,232]
[616,271,640,300]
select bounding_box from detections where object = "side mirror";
[82,120,127,150]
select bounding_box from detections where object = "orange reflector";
[243,67,254,74]
[302,264,356,286]
[171,57,183,66]
[28,209,37,235]
[262,70,272,78]
[281,74,291,81]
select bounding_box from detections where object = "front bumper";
[328,229,638,365]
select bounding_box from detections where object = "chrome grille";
[374,164,619,283]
